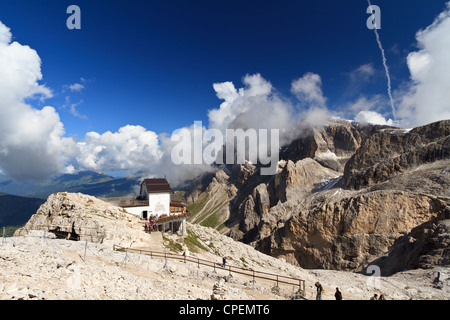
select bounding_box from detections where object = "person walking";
[334,287,342,300]
[315,282,323,300]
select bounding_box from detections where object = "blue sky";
[0,0,446,135]
[0,0,449,182]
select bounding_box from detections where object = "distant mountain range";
[0,171,142,199]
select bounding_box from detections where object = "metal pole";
[83,239,87,262]
[252,270,256,290]
[196,269,199,286]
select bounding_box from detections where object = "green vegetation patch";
[184,230,208,253]
[163,235,183,253]
[187,191,210,218]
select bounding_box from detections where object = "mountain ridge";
[185,119,450,276]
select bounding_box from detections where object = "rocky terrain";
[185,120,450,276]
[14,192,154,248]
[2,119,448,300]
[0,192,448,300]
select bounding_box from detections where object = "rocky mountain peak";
[186,119,450,276]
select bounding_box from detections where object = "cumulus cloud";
[354,110,393,126]
[291,72,327,107]
[75,125,161,173]
[208,73,332,153]
[0,21,74,181]
[208,73,282,133]
[203,73,337,173]
[0,22,12,45]
[395,2,450,127]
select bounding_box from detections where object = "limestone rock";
[256,190,449,275]
[210,278,227,300]
[14,192,157,248]
[344,120,450,190]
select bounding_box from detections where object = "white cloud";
[355,110,393,126]
[208,73,278,133]
[62,96,86,119]
[68,83,84,92]
[346,95,387,114]
[207,72,337,155]
[0,22,11,45]
[396,2,450,127]
[208,73,301,148]
[0,21,74,181]
[349,63,376,83]
[291,72,327,107]
[75,125,161,173]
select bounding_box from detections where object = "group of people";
[315,281,386,300]
[144,217,157,233]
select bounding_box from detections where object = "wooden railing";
[113,244,306,295]
[154,212,190,225]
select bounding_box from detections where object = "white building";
[124,178,172,219]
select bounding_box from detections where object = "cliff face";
[186,119,450,276]
[256,190,449,275]
[344,120,450,190]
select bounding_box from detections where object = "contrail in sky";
[367,0,396,120]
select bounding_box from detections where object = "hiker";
[334,287,342,300]
[378,294,385,300]
[370,294,378,300]
[222,257,227,268]
[315,282,323,300]
[433,272,440,285]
